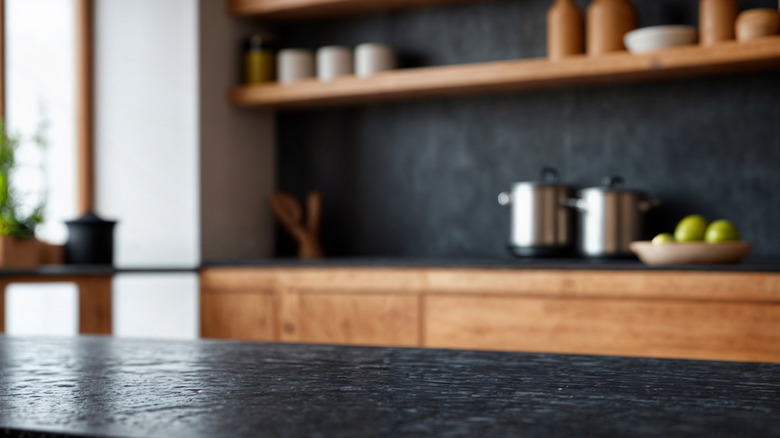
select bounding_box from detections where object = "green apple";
[674,215,708,242]
[652,233,675,244]
[705,219,740,243]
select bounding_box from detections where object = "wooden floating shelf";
[230,37,780,110]
[228,0,484,20]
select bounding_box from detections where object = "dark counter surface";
[3,258,779,277]
[203,256,780,272]
[0,336,778,438]
[0,266,198,277]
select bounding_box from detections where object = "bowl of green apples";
[630,215,750,266]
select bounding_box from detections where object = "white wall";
[95,0,199,268]
[95,0,200,339]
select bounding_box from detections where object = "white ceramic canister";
[277,49,315,84]
[355,43,396,78]
[316,46,353,81]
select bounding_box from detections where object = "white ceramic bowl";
[624,25,698,54]
[630,241,751,266]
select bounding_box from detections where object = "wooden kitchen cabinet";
[425,295,780,363]
[280,290,419,346]
[201,289,276,341]
[200,268,422,346]
[200,267,780,363]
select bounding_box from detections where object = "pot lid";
[511,166,571,187]
[65,211,117,226]
[580,176,647,195]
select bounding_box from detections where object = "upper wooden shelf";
[230,37,780,111]
[228,0,481,20]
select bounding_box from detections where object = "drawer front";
[293,291,420,347]
[201,290,276,341]
[425,295,780,362]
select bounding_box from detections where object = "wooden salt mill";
[547,0,584,60]
[587,0,637,55]
[700,0,740,45]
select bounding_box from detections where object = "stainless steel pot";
[569,177,660,258]
[498,167,574,257]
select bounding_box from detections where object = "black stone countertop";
[203,256,780,272]
[0,266,198,277]
[3,257,780,278]
[0,336,778,438]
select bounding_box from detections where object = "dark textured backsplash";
[275,0,780,258]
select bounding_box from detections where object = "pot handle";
[639,199,662,213]
[566,198,586,211]
[602,176,624,188]
[541,166,560,184]
[498,192,511,206]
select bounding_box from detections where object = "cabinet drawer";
[424,295,780,362]
[201,290,275,341]
[293,291,420,347]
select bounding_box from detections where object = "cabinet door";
[281,290,420,347]
[424,295,780,362]
[201,290,275,341]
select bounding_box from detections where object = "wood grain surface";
[228,0,485,20]
[230,37,780,110]
[201,289,276,341]
[296,291,419,346]
[77,276,112,335]
[199,267,780,362]
[424,294,780,362]
[76,0,94,214]
[201,267,780,302]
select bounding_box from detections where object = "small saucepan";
[568,176,661,258]
[498,167,575,257]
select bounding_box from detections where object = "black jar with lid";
[65,211,117,265]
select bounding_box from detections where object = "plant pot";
[39,242,65,265]
[0,235,41,268]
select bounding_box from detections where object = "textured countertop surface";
[0,336,778,438]
[202,256,780,272]
[2,258,779,277]
[0,266,198,277]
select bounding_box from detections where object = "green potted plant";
[0,119,46,268]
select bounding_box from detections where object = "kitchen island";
[0,336,778,437]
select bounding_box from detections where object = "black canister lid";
[244,34,277,51]
[65,211,117,226]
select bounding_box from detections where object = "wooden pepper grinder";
[548,0,585,60]
[586,0,637,56]
[700,0,740,45]
[271,191,324,259]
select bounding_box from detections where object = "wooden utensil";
[699,0,739,45]
[736,9,780,42]
[271,191,324,259]
[547,0,584,60]
[587,0,637,55]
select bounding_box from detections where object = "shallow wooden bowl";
[630,241,751,266]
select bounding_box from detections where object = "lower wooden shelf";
[200,267,780,363]
[230,37,780,110]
